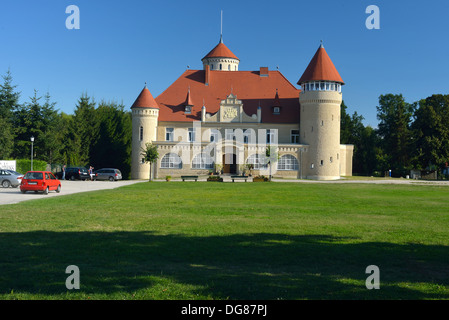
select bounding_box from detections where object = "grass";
[0,181,449,300]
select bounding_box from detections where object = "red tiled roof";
[131,86,159,109]
[202,42,239,61]
[297,45,344,84]
[155,70,300,123]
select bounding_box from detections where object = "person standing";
[89,166,95,181]
[62,164,66,180]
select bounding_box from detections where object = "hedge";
[16,159,47,174]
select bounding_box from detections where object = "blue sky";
[1,0,448,127]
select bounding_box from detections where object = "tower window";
[185,106,192,114]
[139,126,143,141]
[210,64,214,70]
[220,64,222,70]
[320,160,324,166]
[330,156,333,163]
[228,65,231,70]
[321,120,324,126]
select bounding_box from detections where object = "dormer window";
[185,105,192,114]
[273,107,280,114]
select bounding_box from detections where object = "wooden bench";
[181,175,198,182]
[231,175,249,182]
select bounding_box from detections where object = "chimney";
[259,67,269,77]
[205,64,210,86]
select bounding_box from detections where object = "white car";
[0,169,24,188]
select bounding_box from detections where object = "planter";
[207,176,223,182]
[253,176,269,182]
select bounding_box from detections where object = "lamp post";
[30,136,34,171]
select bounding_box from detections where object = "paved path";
[0,180,145,205]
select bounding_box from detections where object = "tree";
[376,94,413,176]
[90,101,132,179]
[140,143,158,181]
[265,145,279,181]
[71,94,97,165]
[0,69,20,158]
[411,94,449,174]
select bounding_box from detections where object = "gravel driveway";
[0,180,144,205]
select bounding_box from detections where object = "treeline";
[0,70,132,179]
[341,93,449,178]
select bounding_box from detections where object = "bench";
[181,175,198,182]
[231,175,249,182]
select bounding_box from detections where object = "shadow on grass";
[0,231,448,299]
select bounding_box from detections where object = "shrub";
[207,175,223,182]
[16,159,47,174]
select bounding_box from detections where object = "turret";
[298,43,344,180]
[201,37,240,71]
[131,84,159,180]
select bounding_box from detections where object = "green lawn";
[1,181,448,300]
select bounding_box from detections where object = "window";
[210,129,219,142]
[320,160,324,166]
[247,154,268,170]
[139,126,144,141]
[278,154,299,171]
[330,156,333,163]
[188,128,195,142]
[166,128,174,141]
[243,129,255,144]
[185,106,191,114]
[311,163,314,169]
[321,120,324,126]
[228,65,231,71]
[219,64,222,70]
[161,153,182,169]
[192,153,214,169]
[266,129,277,144]
[210,64,214,70]
[273,107,280,114]
[225,129,235,141]
[291,130,300,144]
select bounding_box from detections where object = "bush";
[16,159,47,174]
[207,175,223,182]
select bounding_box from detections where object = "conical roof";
[131,85,159,109]
[202,40,239,61]
[297,44,344,84]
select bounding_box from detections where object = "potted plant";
[214,164,223,175]
[165,175,172,182]
[246,163,254,177]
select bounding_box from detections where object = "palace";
[130,37,353,180]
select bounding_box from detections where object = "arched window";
[278,154,299,170]
[161,153,182,169]
[192,153,214,169]
[246,154,268,170]
[228,65,231,71]
[277,154,299,171]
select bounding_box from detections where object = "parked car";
[20,171,61,195]
[0,169,23,188]
[63,167,90,181]
[94,168,122,181]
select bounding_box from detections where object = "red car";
[20,171,61,195]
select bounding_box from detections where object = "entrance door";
[222,153,237,174]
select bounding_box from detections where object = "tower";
[298,43,344,180]
[201,37,240,71]
[131,84,159,180]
